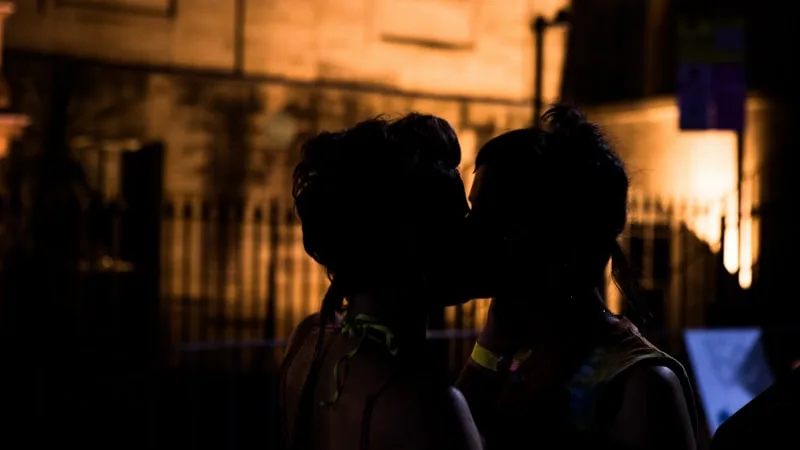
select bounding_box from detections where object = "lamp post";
[531,9,571,125]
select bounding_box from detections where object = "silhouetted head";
[467,105,630,305]
[293,114,469,320]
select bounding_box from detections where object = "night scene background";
[0,0,797,449]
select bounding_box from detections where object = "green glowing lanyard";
[320,313,399,407]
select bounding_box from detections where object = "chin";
[425,275,498,305]
[437,295,472,307]
[433,286,496,306]
[460,282,499,301]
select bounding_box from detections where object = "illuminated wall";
[7,0,569,101]
[4,1,758,336]
[5,1,576,338]
[586,96,769,291]
[5,0,572,193]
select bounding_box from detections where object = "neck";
[346,293,428,347]
[520,288,611,360]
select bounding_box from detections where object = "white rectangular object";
[684,328,774,435]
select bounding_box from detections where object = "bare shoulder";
[609,364,696,450]
[369,378,482,450]
[284,313,322,360]
[624,365,685,398]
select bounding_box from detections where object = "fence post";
[120,142,164,369]
[264,199,279,341]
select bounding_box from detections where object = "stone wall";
[4,53,531,198]
[585,96,772,282]
[5,0,576,197]
[7,0,570,102]
[586,96,768,203]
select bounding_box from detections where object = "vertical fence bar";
[700,203,714,327]
[287,209,300,333]
[181,198,193,345]
[189,198,202,449]
[200,200,212,345]
[669,199,685,352]
[97,148,107,202]
[264,200,278,342]
[233,199,245,349]
[224,200,236,345]
[213,200,227,368]
[188,196,201,344]
[275,205,289,339]
[688,201,704,328]
[162,200,176,364]
[668,199,684,339]
[238,200,251,363]
[250,204,264,371]
[642,196,655,292]
[227,198,242,450]
[110,198,124,354]
[680,203,692,330]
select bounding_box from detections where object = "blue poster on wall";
[677,18,746,131]
[684,328,774,435]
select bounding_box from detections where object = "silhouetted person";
[710,366,800,450]
[455,105,698,450]
[1,152,90,343]
[0,150,93,447]
[281,114,482,450]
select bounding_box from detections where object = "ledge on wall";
[48,0,177,19]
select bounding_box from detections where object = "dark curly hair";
[293,113,468,320]
[471,104,637,310]
[288,114,468,450]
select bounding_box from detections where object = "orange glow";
[674,131,737,255]
[605,259,622,315]
[657,129,757,287]
[738,175,755,289]
[751,216,760,268]
[738,217,753,289]
[459,129,478,196]
[591,101,762,290]
[723,193,739,274]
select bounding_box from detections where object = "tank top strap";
[566,319,697,434]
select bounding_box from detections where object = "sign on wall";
[677,18,746,131]
[684,328,774,435]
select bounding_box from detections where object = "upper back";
[566,318,698,434]
[280,314,481,450]
[486,316,697,448]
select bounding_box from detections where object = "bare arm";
[454,298,518,436]
[454,358,507,435]
[607,365,696,450]
[445,386,485,450]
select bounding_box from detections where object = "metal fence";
[158,191,730,349]
[0,182,739,449]
[156,190,739,382]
